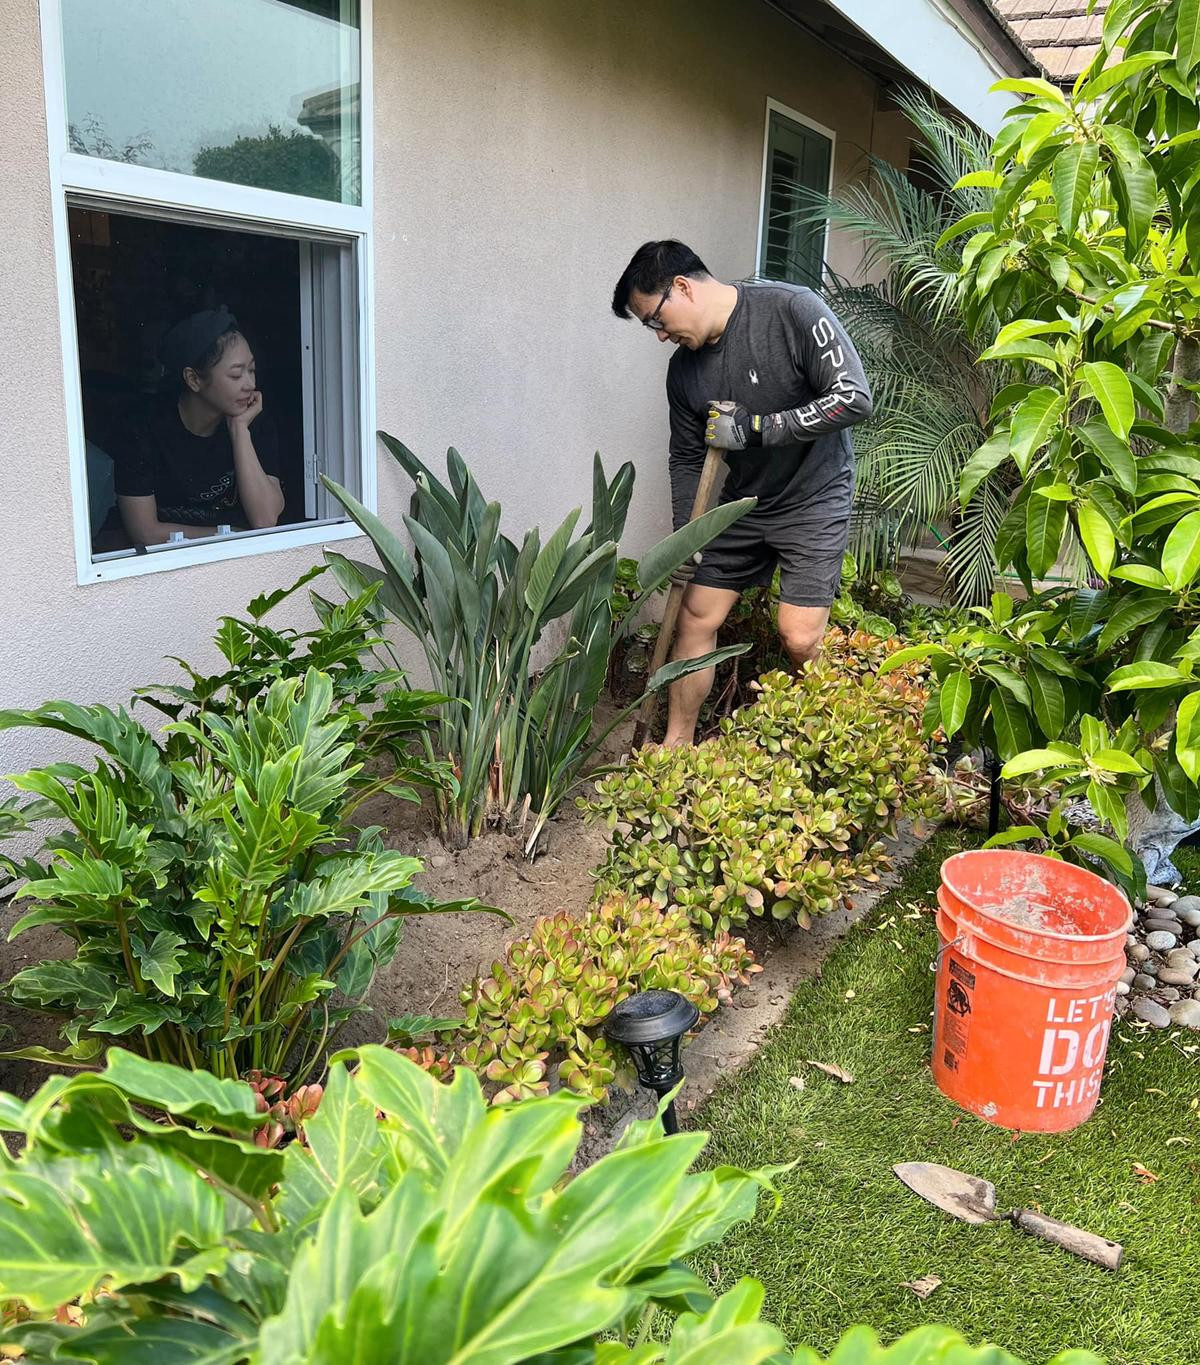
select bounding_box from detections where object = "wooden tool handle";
[631,447,727,748]
[1010,1208,1123,1271]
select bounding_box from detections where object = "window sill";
[79,517,364,585]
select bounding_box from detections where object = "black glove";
[706,400,763,450]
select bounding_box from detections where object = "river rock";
[1146,930,1179,951]
[1147,884,1179,905]
[1143,917,1181,936]
[1158,968,1197,988]
[1116,980,1130,996]
[1169,999,1200,1029]
[1174,898,1200,927]
[1129,942,1151,963]
[1166,949,1198,973]
[1133,973,1157,991]
[1120,965,1137,986]
[1133,997,1172,1027]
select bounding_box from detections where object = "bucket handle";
[931,934,964,974]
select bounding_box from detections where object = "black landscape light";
[604,989,699,1134]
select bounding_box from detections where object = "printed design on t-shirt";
[748,368,760,385]
[157,470,239,523]
[766,314,858,438]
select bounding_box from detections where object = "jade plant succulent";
[585,632,940,933]
[456,893,758,1103]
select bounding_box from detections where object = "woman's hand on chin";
[227,390,263,433]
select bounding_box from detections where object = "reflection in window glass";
[69,206,360,561]
[62,0,361,204]
[759,111,832,289]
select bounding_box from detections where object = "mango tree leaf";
[1096,592,1169,653]
[1028,666,1066,739]
[1161,508,1200,589]
[1078,362,1135,441]
[1181,0,1200,75]
[1026,478,1067,578]
[1105,662,1188,691]
[1002,748,1082,777]
[1010,389,1066,473]
[939,670,971,738]
[1052,141,1100,232]
[989,687,1033,761]
[959,433,1012,506]
[1069,832,1134,876]
[1076,503,1116,579]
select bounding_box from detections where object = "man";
[611,239,873,746]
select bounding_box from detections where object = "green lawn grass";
[696,831,1200,1365]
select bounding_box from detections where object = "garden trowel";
[893,1161,1123,1271]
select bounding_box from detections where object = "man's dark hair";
[611,240,710,319]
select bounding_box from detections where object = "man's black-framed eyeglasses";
[641,282,673,331]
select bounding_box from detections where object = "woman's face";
[188,335,257,417]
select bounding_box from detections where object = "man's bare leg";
[663,584,740,747]
[777,602,831,671]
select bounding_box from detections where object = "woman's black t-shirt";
[112,397,281,528]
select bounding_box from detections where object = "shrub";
[325,441,751,852]
[0,572,494,1081]
[912,4,1200,886]
[586,637,939,933]
[0,1048,1102,1365]
[457,893,759,1103]
[0,1046,784,1362]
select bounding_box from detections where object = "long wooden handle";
[631,446,727,748]
[1009,1208,1123,1271]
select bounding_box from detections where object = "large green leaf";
[101,1049,260,1130]
[939,670,971,738]
[1028,666,1066,739]
[1076,419,1136,492]
[1076,502,1116,579]
[958,433,1011,506]
[1161,508,1200,589]
[1025,478,1067,578]
[0,1146,226,1311]
[637,499,757,594]
[1009,389,1066,473]
[1052,141,1100,233]
[1104,661,1188,691]
[1180,0,1200,75]
[1078,362,1135,442]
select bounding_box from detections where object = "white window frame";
[754,98,837,285]
[38,0,376,585]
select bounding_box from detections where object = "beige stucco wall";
[0,0,914,786]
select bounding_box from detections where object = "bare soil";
[335,793,613,1048]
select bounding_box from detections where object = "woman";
[114,308,285,546]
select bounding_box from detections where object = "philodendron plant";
[325,438,752,852]
[0,1047,1098,1365]
[0,573,497,1081]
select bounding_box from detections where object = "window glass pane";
[759,111,831,288]
[62,0,361,204]
[68,204,359,561]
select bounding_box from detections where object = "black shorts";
[692,464,853,608]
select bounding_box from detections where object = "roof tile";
[992,0,1108,80]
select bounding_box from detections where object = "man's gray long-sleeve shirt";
[666,280,872,530]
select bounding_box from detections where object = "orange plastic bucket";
[932,850,1131,1133]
